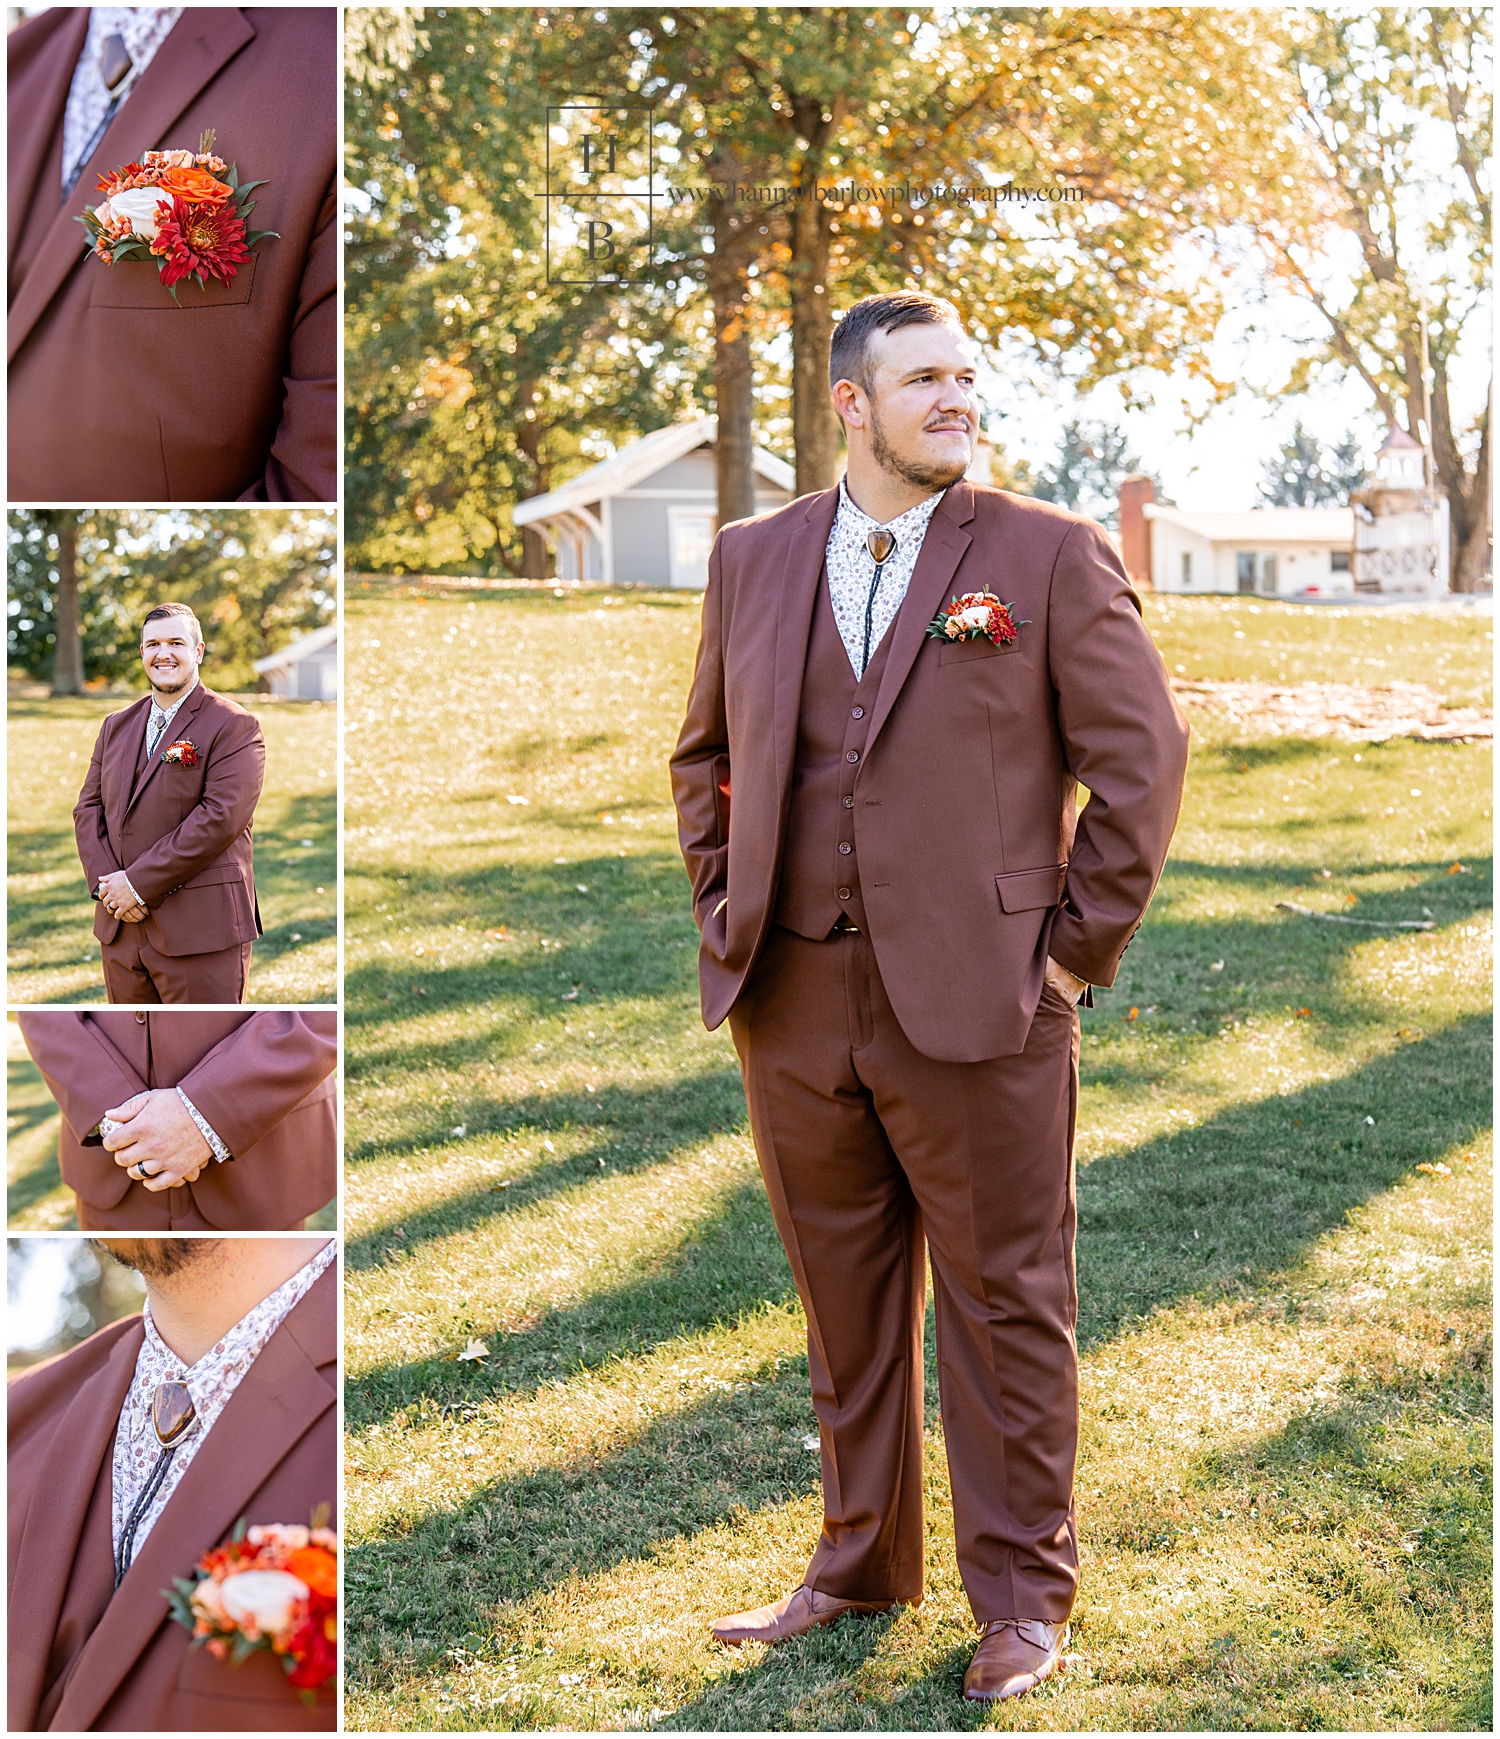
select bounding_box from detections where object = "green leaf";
[227,162,240,190]
[234,178,269,201]
[165,278,182,304]
[230,1632,265,1666]
[244,230,280,246]
[111,240,148,261]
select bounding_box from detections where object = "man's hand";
[97,870,148,923]
[1044,955,1088,1008]
[101,1089,209,1190]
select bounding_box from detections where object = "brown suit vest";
[775,567,897,938]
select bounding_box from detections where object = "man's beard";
[869,396,971,490]
[92,1238,222,1280]
[147,665,195,698]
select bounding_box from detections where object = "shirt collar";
[836,475,947,543]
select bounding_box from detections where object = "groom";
[75,601,265,1004]
[671,291,1189,1700]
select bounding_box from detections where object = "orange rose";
[286,1545,337,1599]
[153,166,233,205]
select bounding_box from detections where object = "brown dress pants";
[728,924,1081,1624]
[101,930,252,1004]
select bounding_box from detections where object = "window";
[1330,550,1351,572]
[1181,551,1193,586]
[1236,551,1278,596]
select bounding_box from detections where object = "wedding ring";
[132,1162,159,1181]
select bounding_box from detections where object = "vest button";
[842,796,854,809]
[851,706,864,719]
[134,1012,147,1024]
[838,842,852,855]
[845,749,859,763]
[837,887,851,900]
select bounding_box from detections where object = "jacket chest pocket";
[938,635,1015,668]
[89,252,258,310]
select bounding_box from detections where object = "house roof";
[1143,504,1353,545]
[513,417,797,527]
[1379,426,1423,451]
[252,621,338,675]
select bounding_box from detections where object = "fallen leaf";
[1414,1162,1451,1176]
[802,1433,820,1452]
[1127,1007,1139,1021]
[458,1338,490,1361]
[451,1124,466,1137]
[1448,862,1467,875]
[507,795,529,806]
[562,989,580,1001]
[1296,1008,1311,1017]
[486,928,508,940]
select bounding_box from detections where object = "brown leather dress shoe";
[962,1617,1071,1701]
[710,1583,893,1646]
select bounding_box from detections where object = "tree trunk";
[49,514,84,696]
[789,98,842,496]
[1431,360,1492,592]
[709,188,758,527]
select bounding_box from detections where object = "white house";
[253,622,338,700]
[1351,427,1450,595]
[512,418,796,589]
[1141,503,1355,598]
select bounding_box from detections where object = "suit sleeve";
[121,711,266,906]
[237,174,336,503]
[1045,520,1190,988]
[669,535,732,937]
[72,720,122,893]
[16,1014,149,1142]
[176,1013,337,1158]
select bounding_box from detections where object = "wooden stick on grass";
[1275,900,1435,930]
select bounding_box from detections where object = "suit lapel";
[7,8,257,364]
[6,10,88,266]
[9,1323,141,1733]
[51,1270,336,1735]
[101,696,152,824]
[771,489,841,817]
[863,481,975,759]
[127,682,209,814]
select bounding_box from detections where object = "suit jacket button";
[851,706,864,719]
[842,796,854,809]
[838,842,852,855]
[845,750,859,763]
[837,887,851,900]
[134,1012,147,1024]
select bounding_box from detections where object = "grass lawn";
[342,587,1491,1732]
[6,1016,337,1231]
[6,694,337,1005]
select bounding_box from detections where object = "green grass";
[6,695,337,1004]
[342,588,1491,1731]
[6,1016,336,1231]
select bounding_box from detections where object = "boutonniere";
[165,1516,337,1700]
[926,590,1029,646]
[77,130,279,303]
[161,740,199,767]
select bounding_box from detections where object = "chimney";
[1117,474,1155,591]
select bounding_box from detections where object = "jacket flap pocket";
[995,864,1067,912]
[164,864,244,893]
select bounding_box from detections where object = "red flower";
[283,1592,337,1690]
[162,740,199,766]
[150,194,249,288]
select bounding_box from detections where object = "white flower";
[218,1569,309,1636]
[951,604,993,633]
[98,186,172,240]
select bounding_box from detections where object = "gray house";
[512,417,796,588]
[252,621,338,699]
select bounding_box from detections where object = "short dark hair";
[828,291,965,395]
[140,602,204,643]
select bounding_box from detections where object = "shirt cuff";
[177,1088,231,1163]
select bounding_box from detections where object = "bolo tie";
[860,527,898,676]
[62,34,134,201]
[114,1380,197,1589]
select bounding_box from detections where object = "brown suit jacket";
[7,7,336,502]
[75,682,265,958]
[17,1011,338,1227]
[671,481,1190,1062]
[8,1264,337,1731]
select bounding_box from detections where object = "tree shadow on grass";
[345,1018,1491,1710]
[6,1059,63,1224]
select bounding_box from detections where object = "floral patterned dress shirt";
[825,478,947,678]
[111,1240,336,1562]
[61,9,184,194]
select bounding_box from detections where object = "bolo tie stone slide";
[114,1380,197,1589]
